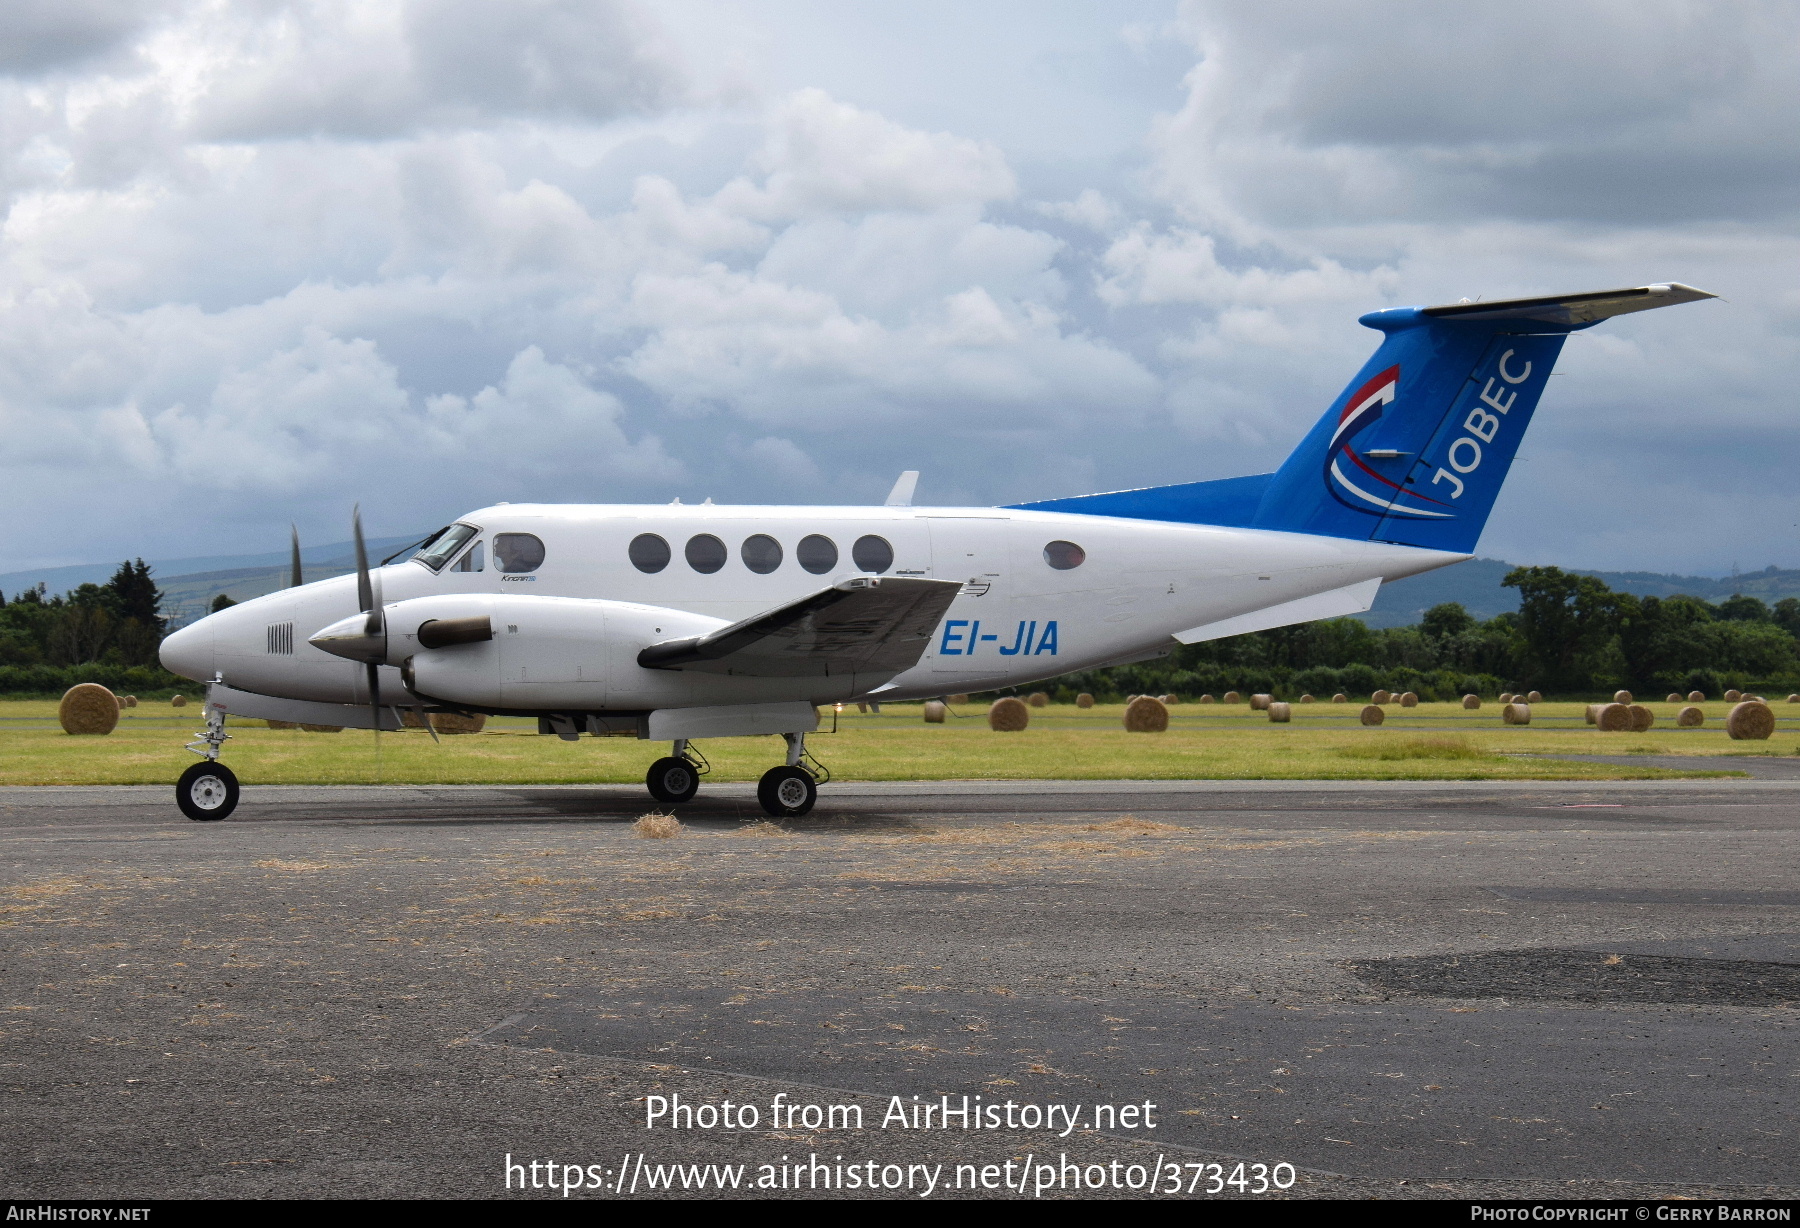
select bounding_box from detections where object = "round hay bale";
[1123,696,1169,733]
[1267,701,1292,723]
[1223,691,1241,704]
[948,694,970,705]
[1076,693,1095,709]
[1462,694,1481,710]
[1725,689,1743,703]
[1400,691,1418,707]
[1359,704,1385,726]
[1585,704,1602,725]
[1299,694,1315,703]
[988,698,1030,732]
[170,694,188,707]
[1250,693,1272,711]
[1527,691,1542,704]
[1371,690,1392,705]
[114,695,125,709]
[266,720,298,729]
[1595,703,1633,732]
[1628,704,1655,732]
[1199,694,1215,704]
[923,701,947,724]
[123,695,138,707]
[1160,694,1178,705]
[1727,700,1776,741]
[431,712,486,735]
[1027,692,1049,708]
[1677,705,1705,727]
[1688,690,1706,703]
[299,723,344,733]
[58,684,119,735]
[1502,702,1531,725]
[1499,692,1514,704]
[1666,693,1684,704]
[1332,693,1348,703]
[1788,694,1800,704]
[1613,690,1633,705]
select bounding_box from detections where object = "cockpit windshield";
[412,524,478,571]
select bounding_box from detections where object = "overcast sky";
[2,0,1796,576]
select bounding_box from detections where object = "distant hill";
[1362,559,1800,628]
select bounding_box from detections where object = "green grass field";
[4,697,1796,786]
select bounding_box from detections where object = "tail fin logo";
[1324,365,1455,520]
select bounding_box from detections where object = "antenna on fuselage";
[885,470,919,507]
[288,525,303,588]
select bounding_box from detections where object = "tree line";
[1052,565,1800,703]
[0,561,186,696]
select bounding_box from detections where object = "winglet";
[885,470,920,507]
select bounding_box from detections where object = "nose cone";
[159,618,215,682]
[309,612,387,663]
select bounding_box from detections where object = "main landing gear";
[177,704,239,821]
[642,733,826,818]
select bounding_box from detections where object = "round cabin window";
[852,535,894,574]
[628,533,671,573]
[741,534,783,574]
[1043,540,1086,570]
[796,534,838,575]
[685,533,727,574]
[493,533,546,574]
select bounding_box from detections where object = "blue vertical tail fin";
[1250,283,1715,553]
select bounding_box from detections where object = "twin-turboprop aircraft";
[159,283,1715,821]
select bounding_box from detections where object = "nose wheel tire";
[757,765,817,817]
[177,761,239,822]
[645,757,700,804]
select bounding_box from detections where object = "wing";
[637,576,962,677]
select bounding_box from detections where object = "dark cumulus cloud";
[0,0,174,76]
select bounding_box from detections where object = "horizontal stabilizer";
[1173,578,1381,644]
[638,576,961,677]
[1420,282,1716,327]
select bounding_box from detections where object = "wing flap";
[637,576,962,677]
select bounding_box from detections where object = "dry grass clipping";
[1360,704,1385,726]
[736,821,790,837]
[58,684,119,736]
[1677,706,1705,727]
[1267,701,1292,723]
[1462,694,1481,710]
[1075,693,1095,709]
[1628,704,1655,732]
[1084,817,1181,834]
[1502,703,1531,725]
[1123,696,1169,733]
[923,700,947,723]
[988,697,1030,732]
[1595,703,1633,732]
[633,813,684,839]
[1727,701,1775,741]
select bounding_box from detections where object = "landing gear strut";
[645,739,705,804]
[756,732,823,818]
[177,702,239,821]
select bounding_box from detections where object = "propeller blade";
[353,504,373,615]
[289,524,303,589]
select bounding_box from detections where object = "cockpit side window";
[494,533,546,574]
[453,540,484,572]
[413,524,478,572]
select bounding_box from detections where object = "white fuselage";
[160,502,1465,715]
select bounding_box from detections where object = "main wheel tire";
[757,765,816,817]
[177,761,239,821]
[645,757,699,803]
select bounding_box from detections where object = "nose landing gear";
[177,701,239,821]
